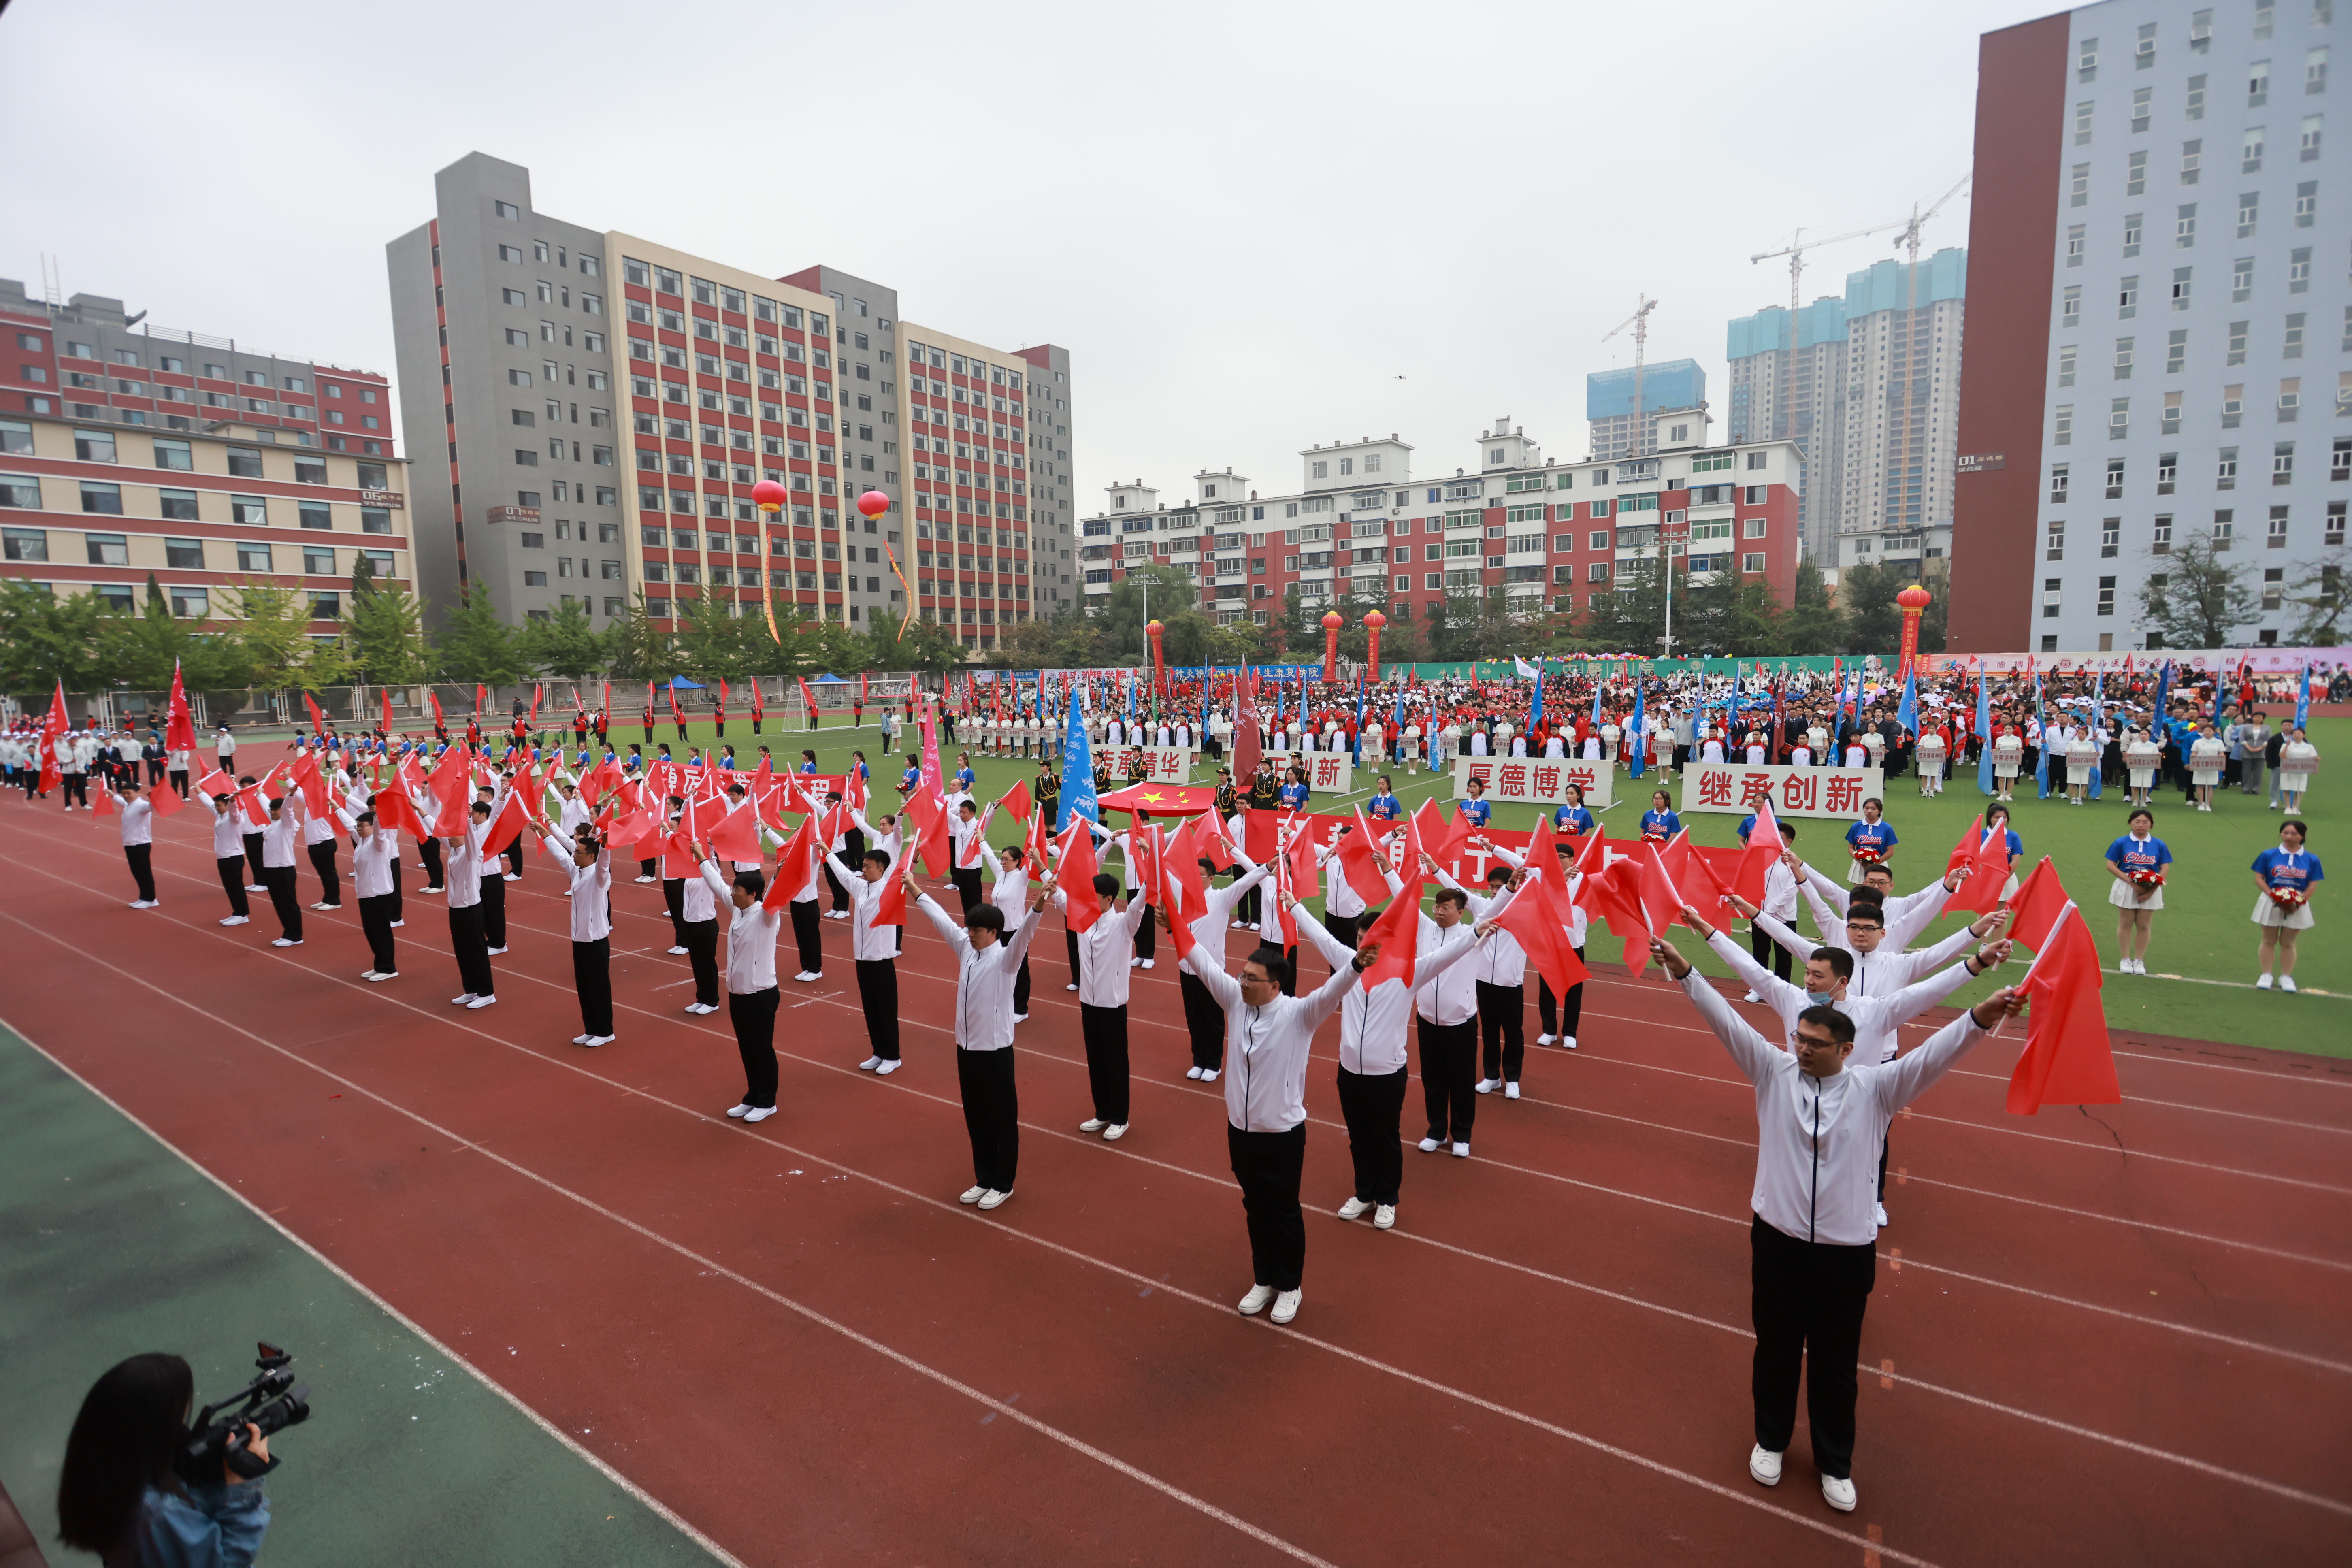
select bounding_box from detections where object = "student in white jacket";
[539,818,615,1046]
[1651,933,2023,1516]
[101,775,159,907]
[209,790,251,926]
[1291,897,1493,1230]
[1176,849,1272,1080]
[1053,871,1153,1140]
[699,851,784,1121]
[334,805,402,980]
[259,789,306,946]
[912,863,1046,1208]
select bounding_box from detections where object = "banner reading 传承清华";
[1680,761,1885,820]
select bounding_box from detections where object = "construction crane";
[1600,294,1657,464]
[1889,173,1971,551]
[1749,219,1907,451]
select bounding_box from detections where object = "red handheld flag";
[475,684,488,716]
[480,788,530,859]
[303,692,326,734]
[1941,815,2008,915]
[1734,797,1781,909]
[2004,857,2070,952]
[2007,906,2120,1114]
[998,777,1034,822]
[428,690,445,730]
[1496,875,1591,1003]
[1056,820,1101,933]
[761,816,818,908]
[529,683,543,728]
[164,659,198,754]
[1355,867,1423,993]
[374,783,429,841]
[666,684,686,726]
[1282,817,1321,903]
[708,800,763,863]
[1335,807,1392,906]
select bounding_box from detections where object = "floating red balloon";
[751,479,788,510]
[857,489,890,519]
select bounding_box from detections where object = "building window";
[2097,576,2118,616]
[2,526,48,562]
[165,537,204,569]
[79,481,122,515]
[1741,553,1766,574]
[170,587,208,620]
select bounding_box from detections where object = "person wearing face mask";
[911,859,1048,1208]
[1651,931,2026,1518]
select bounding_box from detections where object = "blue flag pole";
[1628,677,1647,780]
[2296,663,2312,729]
[1059,700,1098,832]
[2033,670,2052,799]
[1974,661,1996,796]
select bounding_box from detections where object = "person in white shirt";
[1055,871,1153,1140]
[949,799,989,916]
[442,796,499,1007]
[1489,839,1587,1049]
[1181,923,1376,1326]
[209,790,251,926]
[912,864,1048,1208]
[534,820,615,1045]
[469,782,511,953]
[1787,859,1975,957]
[978,841,1034,1020]
[1292,898,1489,1230]
[101,775,158,908]
[822,846,904,1072]
[784,817,826,984]
[259,789,306,945]
[302,783,342,912]
[1431,859,1530,1101]
[1178,850,1271,1079]
[678,835,723,1015]
[215,724,236,775]
[1651,933,2022,1514]
[701,852,784,1121]
[335,805,402,980]
[1412,885,1484,1156]
[1315,833,1404,967]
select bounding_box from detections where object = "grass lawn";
[294,714,2352,1057]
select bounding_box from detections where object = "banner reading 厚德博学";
[1452,756,1616,810]
[1680,761,1885,820]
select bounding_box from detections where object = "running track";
[6,797,2349,1567]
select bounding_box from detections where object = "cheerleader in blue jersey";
[1553,783,1595,839]
[2251,818,2323,992]
[1843,797,1897,884]
[1983,803,2025,899]
[1638,788,1679,844]
[2104,807,2172,974]
[1458,774,1493,829]
[1279,765,1312,812]
[1367,775,1403,821]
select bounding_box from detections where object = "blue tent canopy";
[666,676,705,689]
[810,673,848,683]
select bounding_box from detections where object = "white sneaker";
[1417,1137,1442,1153]
[1373,1204,1396,1230]
[1247,922,1260,931]
[1138,958,1154,969]
[1199,1069,1218,1082]
[362,971,383,982]
[310,901,333,912]
[369,970,396,982]
[1186,1066,1204,1080]
[1129,955,1142,968]
[1743,990,1763,1004]
[1475,1078,1498,1095]
[1451,1142,1470,1158]
[219,915,249,926]
[503,873,521,882]
[1237,1284,1275,1315]
[390,919,404,928]
[1103,1123,1128,1142]
[271,937,303,947]
[726,1103,752,1118]
[486,946,507,956]
[634,875,658,885]
[1536,1033,1555,1046]
[684,1001,717,1015]
[1561,1035,1577,1050]
[1231,919,1246,929]
[467,994,498,1010]
[743,1105,776,1123]
[1012,1012,1029,1023]
[1504,1082,1521,1100]
[976,1188,1011,1210]
[1748,1444,1783,1487]
[1080,1118,1108,1133]
[128,899,158,910]
[2256,972,2273,989]
[795,970,820,982]
[246,884,267,893]
[959,1185,986,1205]
[875,1059,899,1076]
[667,945,688,956]
[1064,982,1079,992]
[1820,1474,1856,1513]
[1338,1197,1371,1220]
[574,1034,592,1045]
[452,993,476,1006]
[582,1035,614,1048]
[859,1056,882,1072]
[2281,976,2299,993]
[1875,1202,1889,1228]
[1270,1289,1301,1325]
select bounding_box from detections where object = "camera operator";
[56,1353,271,1567]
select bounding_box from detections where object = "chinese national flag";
[998,776,1034,822]
[2007,907,2120,1114]
[1496,874,1591,1002]
[1056,820,1101,934]
[2004,857,2070,952]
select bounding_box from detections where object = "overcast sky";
[4,0,2036,505]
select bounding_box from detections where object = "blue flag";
[1590,665,1604,728]
[2211,663,2229,729]
[1352,672,1366,766]
[1896,667,1918,739]
[1975,664,1996,797]
[1628,678,1647,780]
[2033,670,2052,799]
[2297,664,2312,729]
[2152,658,2172,725]
[1058,699,1098,832]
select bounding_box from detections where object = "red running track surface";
[6,800,2350,1567]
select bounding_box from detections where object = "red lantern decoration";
[1145,618,1166,695]
[751,479,788,511]
[857,489,890,520]
[1895,584,1933,680]
[1362,609,1386,683]
[1320,610,1344,683]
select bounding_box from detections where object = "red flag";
[374,784,429,840]
[761,816,818,908]
[601,679,611,718]
[380,688,395,736]
[860,671,869,704]
[797,677,820,721]
[429,690,445,730]
[428,746,472,836]
[1232,671,1263,782]
[2005,857,2070,952]
[718,678,730,715]
[1941,815,2009,915]
[480,788,530,859]
[1734,797,1781,909]
[750,680,765,718]
[164,659,198,754]
[303,691,326,734]
[1496,875,1591,1002]
[1355,865,1423,993]
[709,800,763,863]
[871,861,907,927]
[1056,820,1101,933]
[288,750,332,820]
[1283,817,1321,902]
[666,684,686,727]
[529,683,544,728]
[998,777,1033,822]
[1335,807,1393,905]
[903,787,952,877]
[92,780,115,817]
[2007,907,2119,1114]
[1412,797,1468,873]
[194,767,236,800]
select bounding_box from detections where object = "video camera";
[176,1342,311,1483]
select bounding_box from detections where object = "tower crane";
[1889,173,1972,551]
[1600,294,1657,462]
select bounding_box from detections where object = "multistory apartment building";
[388,153,1074,651]
[1585,360,1707,461]
[1727,249,1969,573]
[0,281,411,632]
[1077,412,1804,638]
[1950,0,2348,652]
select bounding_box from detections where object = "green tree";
[1204,619,1273,667]
[601,592,676,682]
[225,579,319,691]
[1578,557,1671,654]
[0,581,110,694]
[340,557,431,684]
[1097,564,1197,663]
[434,584,528,686]
[1002,601,1107,669]
[865,616,963,678]
[518,597,607,681]
[1677,568,1783,655]
[2138,538,2258,649]
[672,590,750,680]
[1838,560,1909,654]
[1778,561,1847,655]
[2282,551,2346,645]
